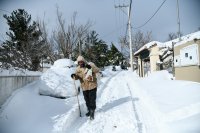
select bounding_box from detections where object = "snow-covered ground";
[0,60,200,133]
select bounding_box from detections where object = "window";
[180,44,199,66]
[185,53,188,57]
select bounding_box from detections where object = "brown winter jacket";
[74,62,99,91]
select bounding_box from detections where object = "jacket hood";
[77,55,85,62]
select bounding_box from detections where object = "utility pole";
[176,0,181,41]
[128,0,133,71]
[115,0,133,71]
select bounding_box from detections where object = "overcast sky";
[0,0,200,44]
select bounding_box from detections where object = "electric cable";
[132,0,167,29]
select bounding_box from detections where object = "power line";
[104,0,128,41]
[132,0,167,29]
[101,0,167,44]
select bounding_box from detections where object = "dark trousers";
[83,88,97,111]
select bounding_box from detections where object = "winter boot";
[85,111,90,117]
[90,109,95,120]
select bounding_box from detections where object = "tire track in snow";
[126,83,143,133]
[128,78,169,133]
[97,71,121,99]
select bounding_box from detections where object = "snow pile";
[146,70,173,80]
[52,59,75,68]
[38,59,79,98]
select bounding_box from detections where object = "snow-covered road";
[1,67,200,133]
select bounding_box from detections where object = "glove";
[86,64,91,69]
[71,74,76,79]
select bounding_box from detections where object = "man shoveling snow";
[71,55,99,120]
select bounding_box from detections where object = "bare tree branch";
[53,7,92,58]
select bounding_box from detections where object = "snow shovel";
[73,78,82,117]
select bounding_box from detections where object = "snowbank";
[38,59,79,98]
[52,59,75,68]
[145,70,173,80]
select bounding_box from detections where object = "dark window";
[176,59,178,62]
[190,56,192,60]
[185,53,188,57]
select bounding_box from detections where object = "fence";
[0,75,41,107]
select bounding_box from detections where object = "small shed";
[134,41,164,77]
[173,31,200,82]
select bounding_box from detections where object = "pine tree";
[107,43,124,66]
[1,9,46,70]
[82,31,108,68]
[0,42,31,69]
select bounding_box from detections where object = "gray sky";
[0,0,200,44]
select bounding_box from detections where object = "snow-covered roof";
[134,31,200,56]
[134,41,163,55]
[175,31,200,47]
[164,31,200,48]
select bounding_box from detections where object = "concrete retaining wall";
[0,75,40,107]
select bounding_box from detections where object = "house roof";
[164,31,200,48]
[134,41,163,56]
[134,31,200,56]
[175,31,200,47]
